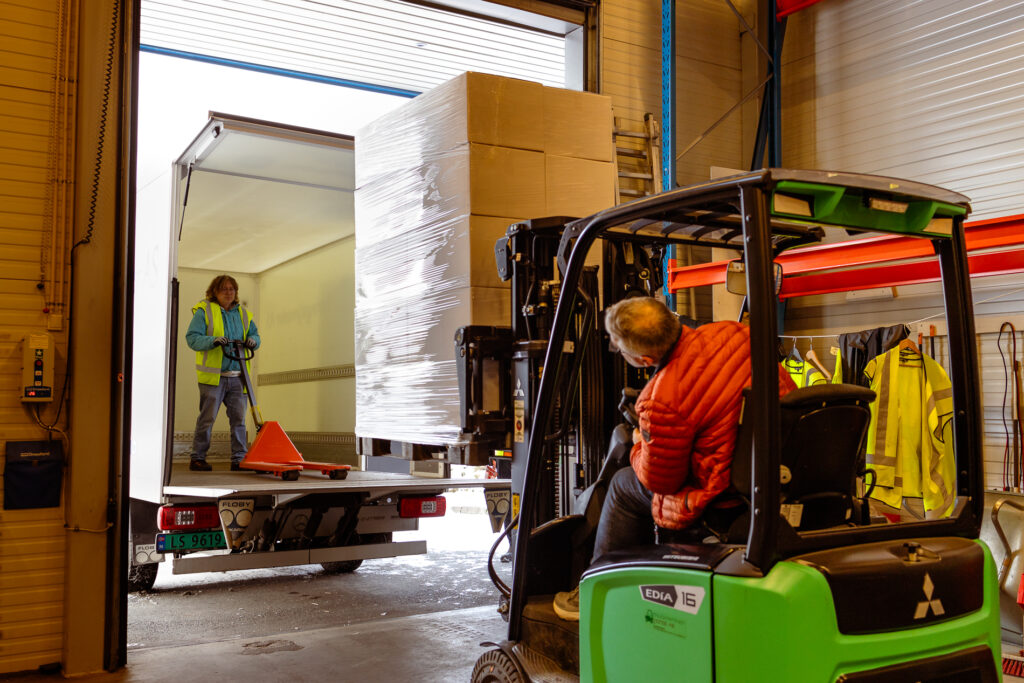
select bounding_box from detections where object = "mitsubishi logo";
[913,573,945,619]
[513,378,525,398]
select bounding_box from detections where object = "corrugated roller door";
[140,0,567,93]
[0,0,67,675]
[783,0,1024,220]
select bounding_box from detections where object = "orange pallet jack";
[223,340,350,482]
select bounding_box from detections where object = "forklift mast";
[454,216,665,524]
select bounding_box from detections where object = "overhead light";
[192,125,222,164]
[773,193,813,217]
[868,197,908,214]
[925,217,953,235]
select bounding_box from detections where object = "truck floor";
[166,459,498,498]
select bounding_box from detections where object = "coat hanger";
[898,337,919,354]
[786,338,803,363]
[805,347,832,381]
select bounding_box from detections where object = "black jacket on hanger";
[837,324,908,388]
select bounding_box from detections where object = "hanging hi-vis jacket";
[784,358,827,388]
[186,299,257,386]
[863,346,955,518]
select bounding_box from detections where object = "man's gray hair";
[605,296,682,359]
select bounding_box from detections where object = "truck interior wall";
[172,269,260,458]
[255,237,358,466]
[132,52,405,485]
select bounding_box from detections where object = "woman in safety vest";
[185,274,261,471]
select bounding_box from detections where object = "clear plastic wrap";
[354,72,614,447]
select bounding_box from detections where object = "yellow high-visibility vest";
[193,299,253,386]
[864,347,955,518]
[784,358,827,388]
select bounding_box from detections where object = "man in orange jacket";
[554,296,794,620]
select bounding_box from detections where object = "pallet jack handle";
[220,340,264,430]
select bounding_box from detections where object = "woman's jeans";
[190,376,248,464]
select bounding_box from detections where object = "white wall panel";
[782,0,1024,221]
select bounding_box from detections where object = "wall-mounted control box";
[22,333,54,402]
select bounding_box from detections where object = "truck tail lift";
[223,340,351,481]
[467,169,1001,682]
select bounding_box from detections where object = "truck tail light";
[398,495,446,518]
[159,504,220,530]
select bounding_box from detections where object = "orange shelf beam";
[667,213,1024,294]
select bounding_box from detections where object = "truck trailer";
[128,114,505,591]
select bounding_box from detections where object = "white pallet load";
[354,72,615,448]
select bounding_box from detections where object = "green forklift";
[470,169,1001,682]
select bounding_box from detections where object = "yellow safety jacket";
[192,299,254,387]
[784,358,827,388]
[831,348,844,383]
[863,346,955,518]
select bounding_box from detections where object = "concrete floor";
[8,606,507,682]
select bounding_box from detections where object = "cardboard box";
[545,155,616,219]
[356,72,545,186]
[463,215,519,288]
[468,144,546,218]
[356,143,545,231]
[543,87,614,162]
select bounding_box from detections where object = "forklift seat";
[708,383,876,540]
[776,383,876,529]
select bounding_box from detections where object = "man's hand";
[632,428,642,444]
[244,338,257,349]
[213,336,228,346]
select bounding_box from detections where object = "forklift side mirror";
[725,260,783,296]
[494,236,512,282]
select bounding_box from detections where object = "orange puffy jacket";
[630,321,796,529]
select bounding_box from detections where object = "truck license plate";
[156,530,226,552]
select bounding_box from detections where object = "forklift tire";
[282,470,300,481]
[471,649,525,683]
[127,562,159,592]
[329,469,348,480]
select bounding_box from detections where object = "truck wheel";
[282,470,300,481]
[127,562,158,592]
[329,469,348,480]
[319,533,391,574]
[321,558,362,573]
[471,649,524,683]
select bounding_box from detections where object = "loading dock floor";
[13,606,506,682]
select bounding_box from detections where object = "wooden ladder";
[613,112,663,203]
